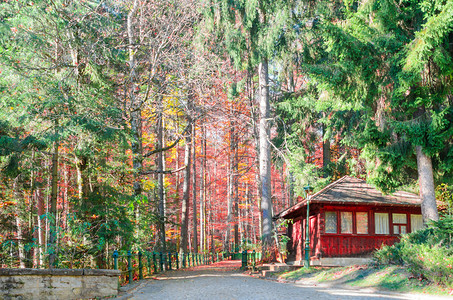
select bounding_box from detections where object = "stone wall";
[0,268,121,300]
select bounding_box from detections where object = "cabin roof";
[275,175,421,219]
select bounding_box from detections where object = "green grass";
[276,265,453,296]
[277,266,319,281]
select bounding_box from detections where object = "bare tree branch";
[142,124,190,158]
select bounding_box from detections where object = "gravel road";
[115,261,448,300]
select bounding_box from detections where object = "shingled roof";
[276,175,421,219]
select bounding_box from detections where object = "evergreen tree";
[0,0,130,267]
[297,0,453,223]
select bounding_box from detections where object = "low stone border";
[0,268,121,300]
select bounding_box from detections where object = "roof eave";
[275,200,421,220]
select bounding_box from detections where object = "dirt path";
[114,261,446,300]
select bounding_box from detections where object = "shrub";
[373,214,453,287]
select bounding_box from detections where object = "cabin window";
[340,212,353,233]
[392,213,407,234]
[356,212,368,234]
[325,211,368,234]
[325,211,337,233]
[375,213,389,234]
[411,214,423,232]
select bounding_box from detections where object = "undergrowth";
[373,214,453,287]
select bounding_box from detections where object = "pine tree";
[0,0,130,267]
[297,0,453,223]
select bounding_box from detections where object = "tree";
[0,0,132,267]
[297,0,453,223]
[204,0,294,256]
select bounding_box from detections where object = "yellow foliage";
[142,179,156,192]
[164,177,171,188]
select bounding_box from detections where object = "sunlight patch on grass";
[349,266,410,290]
[277,265,453,296]
[311,266,361,283]
[278,267,319,281]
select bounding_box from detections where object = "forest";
[0,0,452,269]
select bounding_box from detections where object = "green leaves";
[293,0,453,192]
[405,0,453,73]
[207,0,293,70]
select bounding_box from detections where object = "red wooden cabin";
[275,176,423,266]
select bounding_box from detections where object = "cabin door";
[290,218,303,262]
[309,216,318,257]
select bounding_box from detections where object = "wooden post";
[304,200,310,268]
[127,251,132,284]
[153,252,157,273]
[113,250,118,270]
[147,252,151,275]
[138,251,143,280]
[241,250,247,270]
[159,252,164,272]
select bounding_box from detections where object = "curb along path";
[114,261,445,300]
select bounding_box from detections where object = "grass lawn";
[275,264,453,297]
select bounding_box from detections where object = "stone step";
[257,265,270,271]
[261,270,278,278]
[260,263,301,272]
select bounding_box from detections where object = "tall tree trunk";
[287,170,295,207]
[13,177,25,268]
[227,118,239,252]
[372,94,387,176]
[62,164,68,230]
[179,95,193,260]
[287,68,295,93]
[211,148,218,254]
[37,187,45,267]
[175,131,181,250]
[75,155,88,201]
[232,122,239,252]
[127,0,142,243]
[286,68,296,207]
[192,124,198,253]
[156,101,166,253]
[246,69,262,241]
[200,125,206,252]
[259,58,273,251]
[48,133,59,268]
[244,183,249,245]
[206,171,211,254]
[29,150,38,267]
[209,180,215,255]
[226,167,232,253]
[322,118,331,177]
[322,138,331,175]
[279,168,286,208]
[415,146,439,224]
